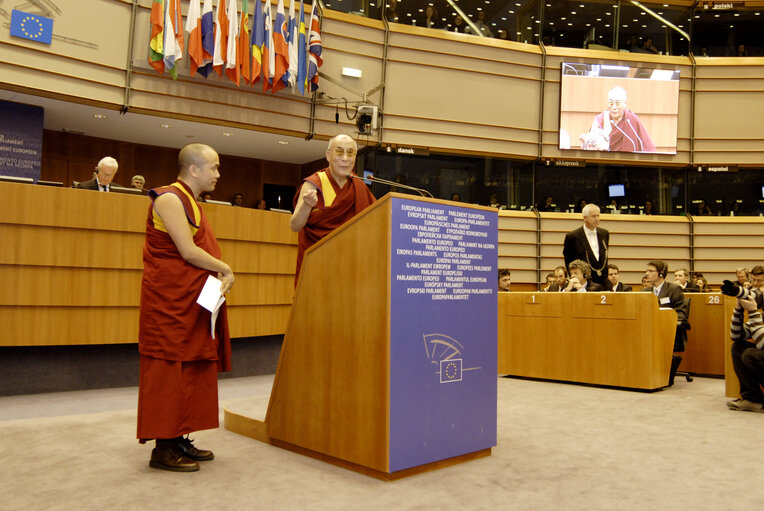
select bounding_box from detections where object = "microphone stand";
[350,174,434,198]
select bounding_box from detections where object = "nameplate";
[385,145,430,156]
[697,165,737,173]
[553,159,585,168]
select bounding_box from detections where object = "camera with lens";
[720,280,764,309]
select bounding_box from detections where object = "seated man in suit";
[541,272,555,291]
[605,264,632,292]
[642,260,689,387]
[674,268,700,293]
[75,156,119,191]
[563,260,604,293]
[498,269,511,292]
[546,265,568,292]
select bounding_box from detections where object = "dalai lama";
[290,134,376,284]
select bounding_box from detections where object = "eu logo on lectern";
[10,10,53,45]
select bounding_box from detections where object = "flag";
[238,0,252,84]
[262,2,275,92]
[272,0,289,93]
[225,0,240,86]
[287,0,298,89]
[162,0,184,79]
[198,0,215,77]
[212,0,229,77]
[306,2,323,92]
[10,9,53,45]
[250,0,265,84]
[185,0,203,77]
[148,0,164,73]
[296,0,307,95]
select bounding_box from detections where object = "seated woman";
[696,276,711,293]
[563,259,604,292]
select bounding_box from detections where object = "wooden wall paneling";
[682,293,726,376]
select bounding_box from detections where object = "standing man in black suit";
[605,264,632,292]
[642,260,689,386]
[563,204,609,288]
[75,156,119,191]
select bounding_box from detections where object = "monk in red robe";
[137,143,235,472]
[589,86,656,153]
[290,134,376,284]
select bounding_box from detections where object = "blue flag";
[10,10,53,45]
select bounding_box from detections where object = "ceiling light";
[93,114,107,119]
[342,67,362,78]
[571,11,576,15]
[221,132,233,137]
[278,140,289,145]
[568,22,573,26]
[160,123,172,129]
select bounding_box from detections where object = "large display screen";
[559,63,680,155]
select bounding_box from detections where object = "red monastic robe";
[137,181,231,441]
[293,169,376,284]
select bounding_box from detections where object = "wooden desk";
[498,292,676,390]
[0,182,297,346]
[682,293,726,376]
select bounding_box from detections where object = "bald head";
[327,134,357,153]
[178,143,216,176]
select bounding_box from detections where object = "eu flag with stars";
[10,10,53,45]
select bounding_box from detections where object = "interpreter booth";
[225,193,498,479]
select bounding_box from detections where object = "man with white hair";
[75,156,119,191]
[589,86,656,153]
[290,134,376,284]
[563,204,610,288]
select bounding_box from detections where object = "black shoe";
[668,355,682,387]
[177,436,214,461]
[149,443,200,472]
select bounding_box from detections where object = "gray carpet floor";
[1,375,762,510]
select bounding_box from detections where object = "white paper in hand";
[197,275,226,338]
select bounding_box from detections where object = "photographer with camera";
[723,275,764,412]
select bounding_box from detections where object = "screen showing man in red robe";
[586,86,656,153]
[290,134,376,284]
[137,143,235,473]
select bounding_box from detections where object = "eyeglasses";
[608,99,625,106]
[332,147,357,158]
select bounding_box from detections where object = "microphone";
[350,173,433,198]
[610,119,637,151]
[626,119,644,152]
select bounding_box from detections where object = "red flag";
[271,0,289,93]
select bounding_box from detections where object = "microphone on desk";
[349,173,434,198]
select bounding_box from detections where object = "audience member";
[641,274,651,289]
[546,265,568,292]
[693,199,713,216]
[696,275,710,292]
[453,15,467,33]
[574,198,587,213]
[537,195,555,212]
[605,264,632,292]
[384,0,399,23]
[231,193,244,207]
[736,267,752,288]
[674,268,699,292]
[419,5,439,29]
[466,10,493,37]
[584,86,656,153]
[698,47,709,57]
[542,272,555,291]
[498,269,511,292]
[137,143,234,472]
[487,193,500,208]
[563,260,603,292]
[131,175,146,190]
[497,30,508,41]
[75,156,119,191]
[724,280,764,412]
[255,198,267,210]
[736,44,749,57]
[450,192,461,202]
[643,199,656,215]
[642,260,688,387]
[563,204,609,288]
[642,37,659,54]
[290,134,376,284]
[751,265,764,291]
[199,191,212,202]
